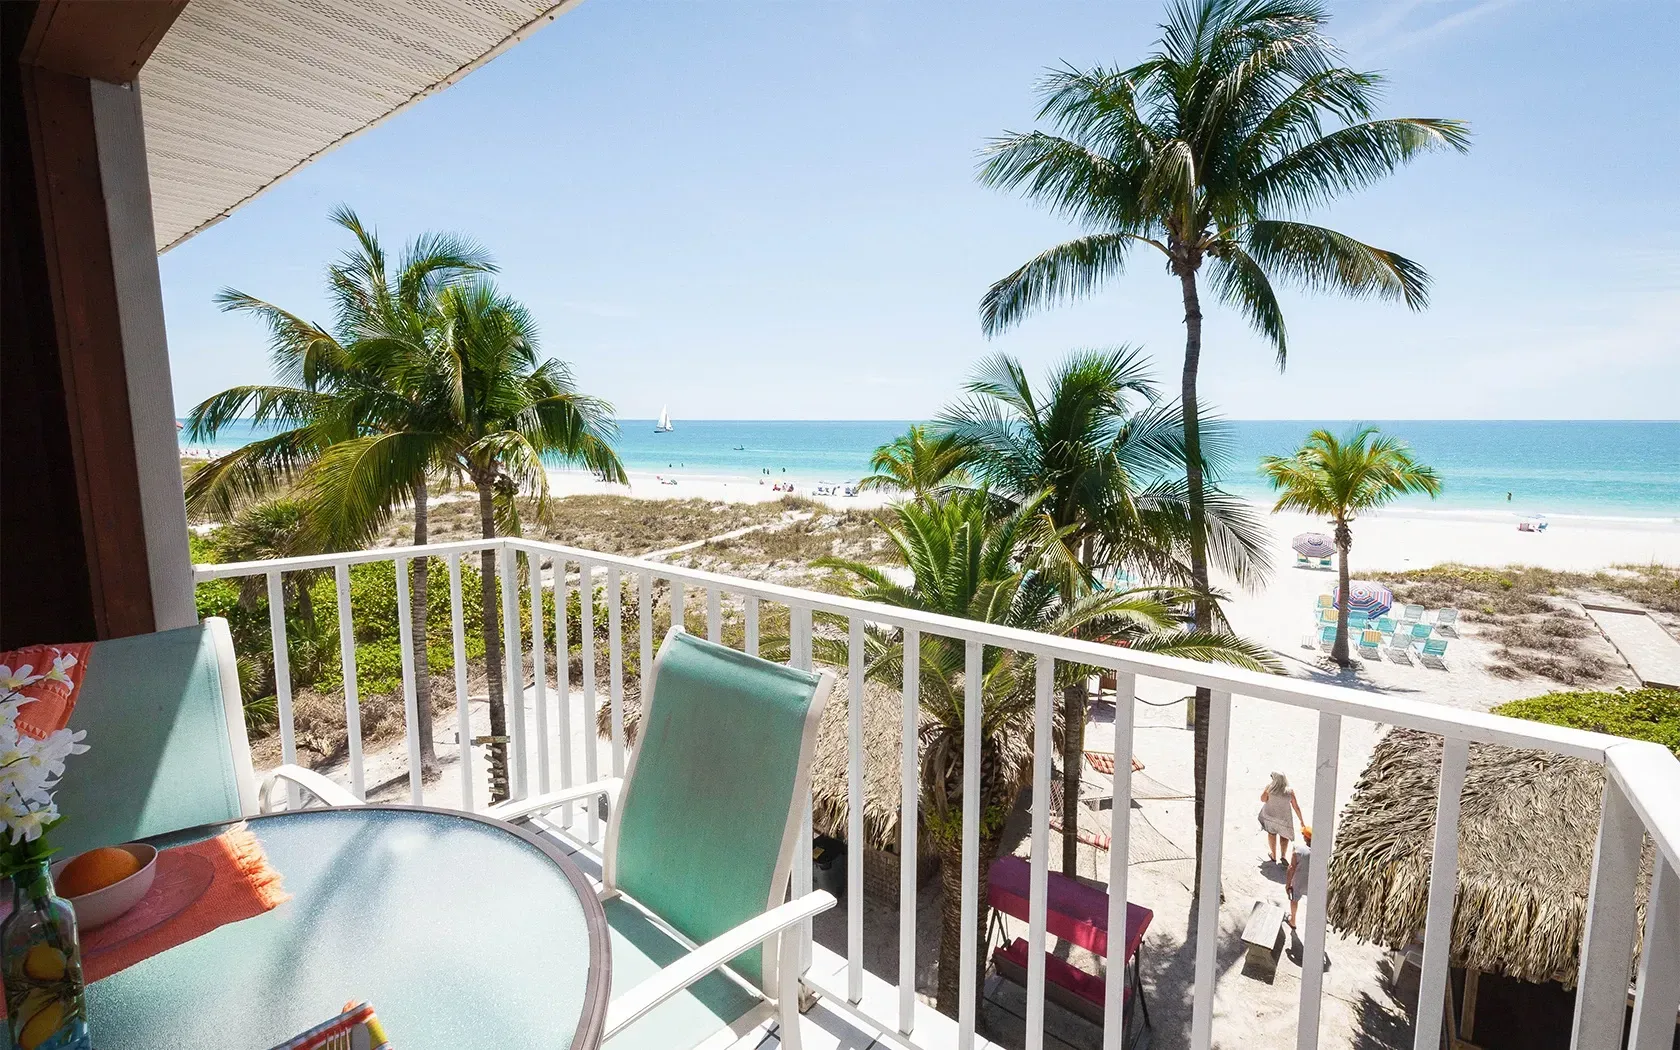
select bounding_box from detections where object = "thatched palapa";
[1327,727,1654,988]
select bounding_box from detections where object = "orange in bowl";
[54,846,140,898]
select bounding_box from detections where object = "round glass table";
[86,806,609,1049]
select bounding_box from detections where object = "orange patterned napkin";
[82,823,289,981]
[0,642,93,739]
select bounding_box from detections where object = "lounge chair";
[1318,608,1338,626]
[1410,622,1433,645]
[1317,626,1337,653]
[1403,604,1427,621]
[1297,553,1310,566]
[1385,635,1414,664]
[1359,630,1384,661]
[1318,557,1333,569]
[1347,612,1370,631]
[1419,638,1450,670]
[1435,608,1460,637]
[1316,594,1334,609]
[1375,616,1397,638]
[493,629,836,1049]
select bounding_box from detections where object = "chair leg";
[777,932,804,1050]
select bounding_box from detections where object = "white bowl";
[50,844,157,930]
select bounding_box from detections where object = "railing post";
[1189,690,1233,1050]
[1629,857,1680,1050]
[555,559,574,825]
[1027,656,1055,1050]
[333,563,364,799]
[529,553,550,795]
[898,626,920,1036]
[580,559,599,843]
[498,544,526,801]
[264,570,298,811]
[1415,737,1469,1050]
[958,638,983,1050]
[707,587,722,643]
[394,556,423,803]
[1297,711,1342,1050]
[608,565,625,788]
[1102,671,1138,1050]
[1571,772,1644,1050]
[447,554,473,813]
[792,605,814,974]
[745,595,760,658]
[846,616,866,1004]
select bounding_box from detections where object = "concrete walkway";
[1585,604,1680,688]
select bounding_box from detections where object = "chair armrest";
[259,764,362,812]
[603,890,838,1040]
[488,778,622,824]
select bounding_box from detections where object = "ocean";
[180,418,1680,521]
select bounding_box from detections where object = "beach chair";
[1297,553,1310,566]
[1316,594,1334,609]
[1385,634,1414,664]
[1347,611,1370,631]
[1318,557,1333,569]
[1410,622,1433,645]
[1376,616,1397,638]
[1419,638,1450,670]
[1358,630,1384,661]
[1318,608,1337,626]
[487,628,839,1050]
[1317,626,1337,653]
[1403,604,1427,622]
[1435,608,1460,637]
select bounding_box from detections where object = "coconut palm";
[304,279,626,801]
[977,0,1467,865]
[186,207,490,771]
[856,425,971,500]
[816,487,1272,1016]
[937,347,1270,873]
[1262,426,1440,665]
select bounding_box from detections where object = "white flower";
[0,663,41,693]
[0,793,59,844]
[40,650,78,687]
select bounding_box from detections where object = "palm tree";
[305,279,626,801]
[937,347,1270,873]
[816,487,1272,1016]
[186,207,490,771]
[976,0,1467,866]
[1261,426,1440,665]
[856,425,971,500]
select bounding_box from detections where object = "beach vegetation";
[857,424,972,500]
[1494,688,1680,757]
[977,0,1467,879]
[937,346,1270,872]
[814,486,1273,1016]
[1262,426,1441,666]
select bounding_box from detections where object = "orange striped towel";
[83,823,289,982]
[0,642,93,739]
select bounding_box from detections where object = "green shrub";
[1493,687,1680,756]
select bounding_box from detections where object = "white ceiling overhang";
[140,0,580,252]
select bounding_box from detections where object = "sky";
[157,0,1680,421]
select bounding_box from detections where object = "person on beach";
[1258,771,1304,864]
[1286,825,1313,927]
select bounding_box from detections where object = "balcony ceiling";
[139,0,578,252]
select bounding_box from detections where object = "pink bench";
[987,855,1152,1038]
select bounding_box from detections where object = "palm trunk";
[410,475,437,772]
[1060,680,1086,875]
[1333,520,1353,667]
[1178,265,1216,892]
[474,470,510,803]
[934,832,1001,1019]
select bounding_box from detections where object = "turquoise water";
[181,419,1680,520]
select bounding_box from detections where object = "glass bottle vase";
[2,860,90,1050]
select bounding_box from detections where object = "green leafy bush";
[1493,687,1680,756]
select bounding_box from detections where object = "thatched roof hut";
[598,674,921,852]
[1327,727,1654,988]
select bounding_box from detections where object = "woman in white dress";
[1258,771,1305,864]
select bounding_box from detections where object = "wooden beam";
[19,63,156,638]
[21,0,186,84]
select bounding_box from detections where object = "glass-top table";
[87,806,609,1049]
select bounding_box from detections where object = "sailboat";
[654,405,674,433]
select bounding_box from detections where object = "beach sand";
[355,472,1678,1049]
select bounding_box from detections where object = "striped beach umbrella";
[1334,581,1394,617]
[1291,532,1335,559]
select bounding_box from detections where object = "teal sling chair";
[48,618,342,857]
[491,626,839,1050]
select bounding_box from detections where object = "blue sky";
[158,0,1679,421]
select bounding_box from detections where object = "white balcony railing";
[194,537,1680,1050]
